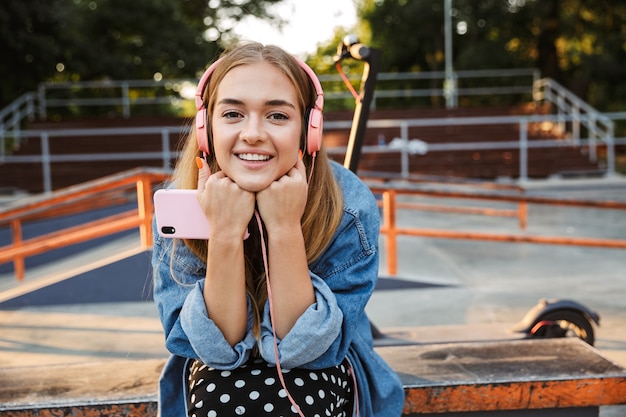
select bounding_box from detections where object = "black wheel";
[530,310,595,346]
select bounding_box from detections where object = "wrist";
[267,222,304,242]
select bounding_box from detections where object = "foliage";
[306,28,370,112]
[0,0,64,106]
[3,0,625,115]
[356,0,626,112]
[0,0,285,107]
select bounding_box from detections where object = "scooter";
[335,38,601,348]
[510,298,600,346]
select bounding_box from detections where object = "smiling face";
[210,62,303,192]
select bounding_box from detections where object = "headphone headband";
[195,55,324,156]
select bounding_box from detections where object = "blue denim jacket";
[152,161,404,416]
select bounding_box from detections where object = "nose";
[239,115,266,144]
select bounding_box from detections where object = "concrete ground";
[0,175,625,415]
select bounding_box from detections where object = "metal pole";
[41,132,52,193]
[38,84,47,120]
[519,119,528,182]
[444,0,456,108]
[400,122,409,179]
[161,128,171,169]
[606,124,616,176]
[343,48,382,173]
[122,82,130,118]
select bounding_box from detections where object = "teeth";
[238,153,270,161]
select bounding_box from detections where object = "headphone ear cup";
[306,107,323,155]
[196,108,209,154]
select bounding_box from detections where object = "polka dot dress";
[187,357,354,417]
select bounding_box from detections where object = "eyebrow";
[216,98,297,110]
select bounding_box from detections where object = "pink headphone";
[195,57,324,157]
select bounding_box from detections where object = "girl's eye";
[223,111,242,119]
[269,112,289,121]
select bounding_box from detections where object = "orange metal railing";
[372,186,626,275]
[0,168,169,281]
[1,169,624,282]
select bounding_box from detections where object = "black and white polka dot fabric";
[187,357,354,416]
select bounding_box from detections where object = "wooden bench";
[1,338,625,416]
[377,338,626,416]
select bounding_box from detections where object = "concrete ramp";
[0,233,152,308]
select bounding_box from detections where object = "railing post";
[26,93,35,122]
[518,201,527,230]
[519,119,528,182]
[161,128,171,170]
[122,82,130,118]
[557,93,566,134]
[572,105,580,145]
[38,83,47,120]
[588,113,597,163]
[605,123,616,176]
[532,78,543,103]
[41,132,52,193]
[382,190,398,276]
[400,122,409,179]
[136,175,154,248]
[11,109,21,145]
[11,219,25,281]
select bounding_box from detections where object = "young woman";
[152,42,404,417]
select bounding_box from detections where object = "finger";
[293,155,307,181]
[196,156,212,191]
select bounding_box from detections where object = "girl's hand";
[196,157,250,346]
[256,155,308,233]
[196,157,255,241]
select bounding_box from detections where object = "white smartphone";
[153,189,211,239]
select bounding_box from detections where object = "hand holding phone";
[154,189,211,239]
[154,189,251,240]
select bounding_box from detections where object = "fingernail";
[195,156,203,169]
[299,150,303,160]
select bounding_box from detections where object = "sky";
[232,0,358,58]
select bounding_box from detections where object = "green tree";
[0,0,65,105]
[306,29,370,112]
[356,0,626,111]
[0,0,285,107]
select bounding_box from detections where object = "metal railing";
[374,186,626,276]
[326,112,623,181]
[1,68,540,151]
[4,125,185,192]
[36,79,190,120]
[533,78,616,171]
[319,68,540,108]
[2,111,624,193]
[1,69,623,192]
[2,167,624,282]
[0,92,37,160]
[0,168,169,280]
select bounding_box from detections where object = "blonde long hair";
[171,42,343,336]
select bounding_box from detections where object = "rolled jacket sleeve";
[258,273,343,368]
[180,281,256,369]
[258,179,380,370]
[152,232,255,369]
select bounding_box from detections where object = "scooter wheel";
[531,310,595,346]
